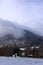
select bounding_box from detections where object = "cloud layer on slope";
[0,19,24,38]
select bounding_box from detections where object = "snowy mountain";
[0,19,43,48]
[0,19,43,56]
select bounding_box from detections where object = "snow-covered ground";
[0,57,43,65]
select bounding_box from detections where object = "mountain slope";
[0,29,43,48]
[0,19,43,48]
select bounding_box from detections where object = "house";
[19,47,33,57]
[19,48,26,57]
[12,45,43,58]
[24,46,40,58]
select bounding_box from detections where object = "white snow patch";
[20,48,26,51]
[35,46,40,48]
[0,57,43,65]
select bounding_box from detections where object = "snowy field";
[0,57,43,65]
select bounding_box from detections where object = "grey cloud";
[0,19,24,38]
[0,19,43,38]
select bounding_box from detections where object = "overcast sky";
[0,0,43,30]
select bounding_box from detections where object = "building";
[19,48,26,57]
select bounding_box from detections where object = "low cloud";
[0,19,24,38]
[24,21,43,36]
[0,19,43,38]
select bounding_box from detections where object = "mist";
[26,21,43,36]
[0,19,25,38]
[0,18,43,39]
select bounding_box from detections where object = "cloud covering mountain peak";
[0,19,43,38]
[0,19,25,38]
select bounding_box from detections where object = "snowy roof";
[35,46,39,48]
[31,47,34,49]
[31,46,39,49]
[20,48,26,50]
